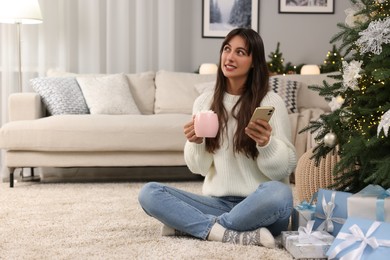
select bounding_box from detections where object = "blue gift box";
[313,189,352,236]
[327,217,390,260]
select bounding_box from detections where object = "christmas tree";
[267,42,285,75]
[300,0,390,193]
[320,45,344,73]
[285,62,304,75]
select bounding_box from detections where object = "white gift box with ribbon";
[347,184,390,222]
[282,220,334,259]
[327,217,390,260]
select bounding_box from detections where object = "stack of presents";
[282,185,390,259]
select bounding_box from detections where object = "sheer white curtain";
[1,0,175,122]
[0,0,175,167]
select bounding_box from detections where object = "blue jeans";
[138,181,293,240]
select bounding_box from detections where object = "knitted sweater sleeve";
[184,92,214,176]
[256,91,297,181]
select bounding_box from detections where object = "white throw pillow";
[76,74,141,115]
[154,70,216,114]
[125,71,155,115]
[195,81,216,94]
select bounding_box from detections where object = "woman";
[138,28,296,248]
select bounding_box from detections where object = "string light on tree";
[321,45,343,73]
[267,42,285,75]
[266,42,303,75]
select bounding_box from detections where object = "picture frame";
[279,0,334,14]
[202,0,259,38]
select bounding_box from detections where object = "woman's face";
[221,35,253,84]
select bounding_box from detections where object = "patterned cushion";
[30,77,89,115]
[76,74,141,115]
[269,77,300,114]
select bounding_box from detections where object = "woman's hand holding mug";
[184,111,219,143]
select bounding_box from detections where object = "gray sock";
[209,223,275,248]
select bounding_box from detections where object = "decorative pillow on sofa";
[154,70,216,114]
[195,81,215,94]
[76,74,141,115]
[47,69,156,115]
[269,77,300,114]
[125,71,155,115]
[30,77,89,115]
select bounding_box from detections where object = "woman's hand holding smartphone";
[249,106,275,122]
[246,106,274,146]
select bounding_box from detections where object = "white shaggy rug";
[0,181,294,259]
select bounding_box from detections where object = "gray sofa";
[0,70,338,187]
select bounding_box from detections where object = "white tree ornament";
[342,60,363,91]
[377,109,390,137]
[356,17,390,55]
[329,95,345,112]
[344,2,368,28]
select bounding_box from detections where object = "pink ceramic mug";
[194,111,219,138]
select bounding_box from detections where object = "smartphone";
[250,106,275,122]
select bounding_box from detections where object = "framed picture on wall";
[279,0,334,14]
[202,0,259,38]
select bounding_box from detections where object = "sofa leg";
[20,167,40,182]
[9,167,15,188]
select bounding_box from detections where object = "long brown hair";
[206,28,269,159]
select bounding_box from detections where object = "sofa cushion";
[269,77,300,114]
[30,77,89,115]
[76,74,141,115]
[125,72,155,115]
[47,70,156,115]
[154,70,216,114]
[270,73,340,112]
[195,81,215,94]
[0,114,191,152]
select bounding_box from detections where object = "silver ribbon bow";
[315,191,346,232]
[298,220,328,245]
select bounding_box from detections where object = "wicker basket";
[295,148,340,202]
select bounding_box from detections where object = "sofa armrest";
[8,93,43,121]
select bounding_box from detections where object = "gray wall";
[175,0,351,72]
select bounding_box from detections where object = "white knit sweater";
[184,90,297,197]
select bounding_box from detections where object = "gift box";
[327,217,390,260]
[292,196,316,231]
[313,189,352,236]
[282,221,334,259]
[281,231,296,248]
[347,184,390,222]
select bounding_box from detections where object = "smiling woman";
[138,28,297,248]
